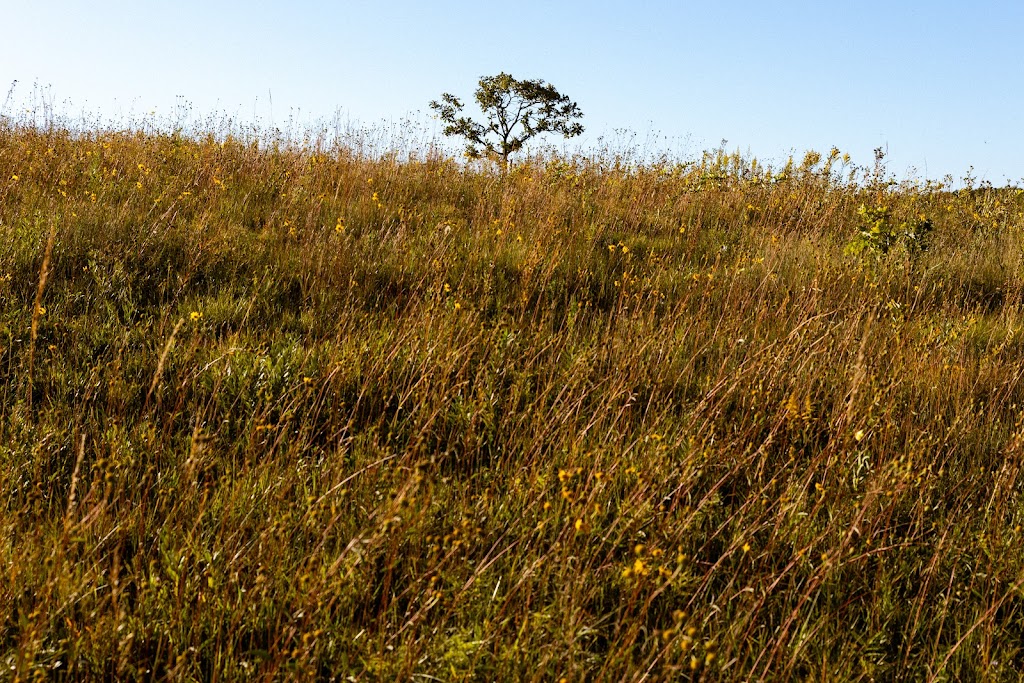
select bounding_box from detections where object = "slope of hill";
[3,124,1024,679]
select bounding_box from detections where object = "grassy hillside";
[3,121,1024,680]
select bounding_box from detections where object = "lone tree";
[430,73,584,167]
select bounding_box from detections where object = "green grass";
[4,121,1024,680]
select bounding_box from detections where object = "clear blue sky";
[3,0,1022,183]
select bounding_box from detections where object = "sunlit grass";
[3,115,1024,680]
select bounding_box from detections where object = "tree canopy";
[430,73,584,167]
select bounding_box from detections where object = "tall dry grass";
[3,116,1024,680]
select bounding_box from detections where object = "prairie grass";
[3,117,1024,680]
